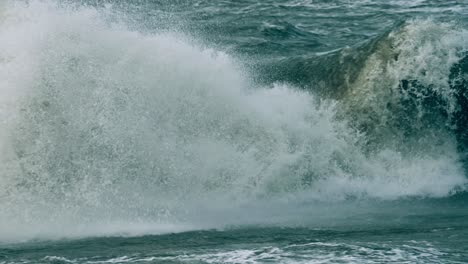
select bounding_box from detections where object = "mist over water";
[0,0,467,254]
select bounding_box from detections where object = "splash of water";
[0,1,466,242]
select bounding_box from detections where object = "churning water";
[0,0,468,263]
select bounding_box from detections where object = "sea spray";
[0,0,466,242]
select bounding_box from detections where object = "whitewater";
[0,0,468,263]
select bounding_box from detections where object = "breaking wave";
[0,1,466,242]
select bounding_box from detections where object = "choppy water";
[1,0,468,263]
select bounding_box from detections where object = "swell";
[0,1,466,242]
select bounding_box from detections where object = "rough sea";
[1,0,468,263]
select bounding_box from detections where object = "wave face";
[0,1,467,242]
[264,19,468,165]
[337,21,468,154]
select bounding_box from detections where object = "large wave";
[0,1,466,242]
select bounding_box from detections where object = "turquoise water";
[1,0,468,263]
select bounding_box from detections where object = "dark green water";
[1,0,468,263]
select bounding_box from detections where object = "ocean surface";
[1,0,468,263]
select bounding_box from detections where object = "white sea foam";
[37,241,451,264]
